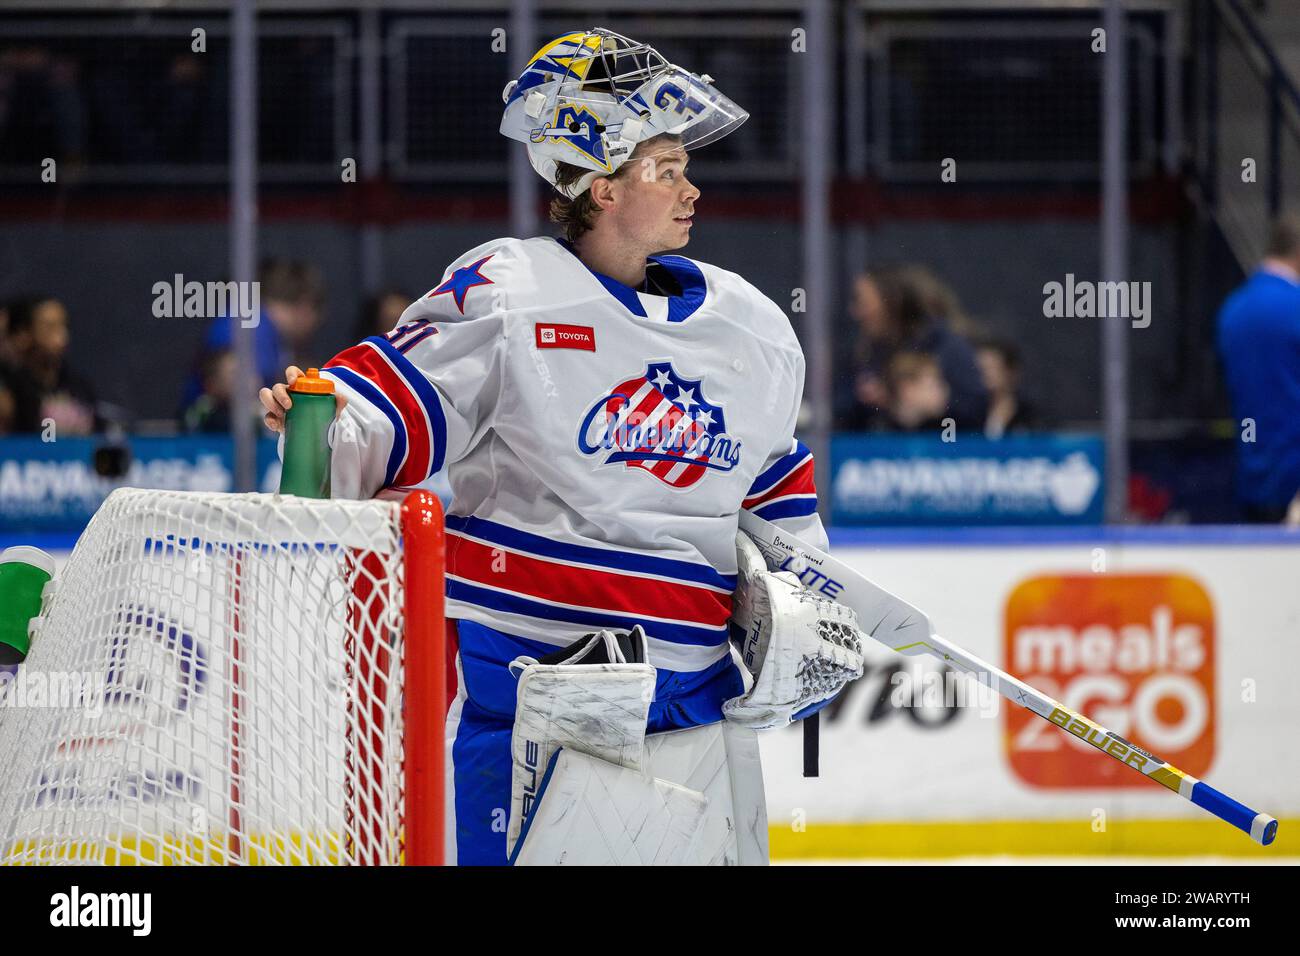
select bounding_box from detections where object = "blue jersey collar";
[555,237,707,323]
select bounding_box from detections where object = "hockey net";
[0,488,445,865]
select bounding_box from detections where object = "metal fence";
[864,17,1160,181]
[1200,0,1300,268]
[1,1,1181,185]
[0,16,353,183]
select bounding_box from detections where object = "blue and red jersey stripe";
[324,335,448,488]
[444,514,735,647]
[743,439,818,519]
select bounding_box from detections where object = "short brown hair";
[886,351,942,393]
[1267,212,1300,258]
[258,258,324,307]
[549,161,610,244]
[863,267,929,343]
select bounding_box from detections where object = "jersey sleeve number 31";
[384,320,437,354]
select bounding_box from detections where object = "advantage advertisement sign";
[0,437,281,534]
[0,436,454,537]
[830,433,1105,526]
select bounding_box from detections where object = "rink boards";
[760,528,1300,859]
[23,527,1300,861]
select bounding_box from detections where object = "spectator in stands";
[5,295,97,435]
[181,349,236,434]
[839,265,988,432]
[0,380,14,435]
[0,299,15,366]
[1217,213,1300,524]
[1,299,23,435]
[905,264,979,339]
[975,337,1041,438]
[885,352,950,432]
[181,257,325,411]
[0,300,19,434]
[353,290,413,342]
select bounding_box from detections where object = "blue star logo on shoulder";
[429,255,495,314]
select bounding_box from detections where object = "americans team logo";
[576,361,742,488]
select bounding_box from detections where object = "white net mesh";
[0,488,420,865]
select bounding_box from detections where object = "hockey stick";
[737,511,1279,846]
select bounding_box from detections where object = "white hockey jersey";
[322,236,826,672]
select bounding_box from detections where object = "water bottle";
[0,546,55,667]
[279,368,337,499]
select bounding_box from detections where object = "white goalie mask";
[500,28,749,199]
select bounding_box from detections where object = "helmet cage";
[500,28,748,198]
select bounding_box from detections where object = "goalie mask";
[500,28,749,199]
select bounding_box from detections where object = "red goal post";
[398,490,445,865]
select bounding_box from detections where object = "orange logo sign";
[1005,574,1215,788]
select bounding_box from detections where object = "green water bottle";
[279,367,338,499]
[0,546,55,666]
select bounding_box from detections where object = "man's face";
[208,351,237,401]
[894,367,950,427]
[268,299,321,346]
[31,300,69,360]
[601,143,700,254]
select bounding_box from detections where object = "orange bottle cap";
[288,368,335,395]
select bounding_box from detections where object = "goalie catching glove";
[723,530,865,729]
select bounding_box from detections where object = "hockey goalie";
[260,28,865,865]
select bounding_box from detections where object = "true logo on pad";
[535,324,595,350]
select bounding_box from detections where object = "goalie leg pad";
[506,629,656,857]
[511,749,710,866]
[512,721,769,866]
[642,720,769,865]
[722,720,769,865]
